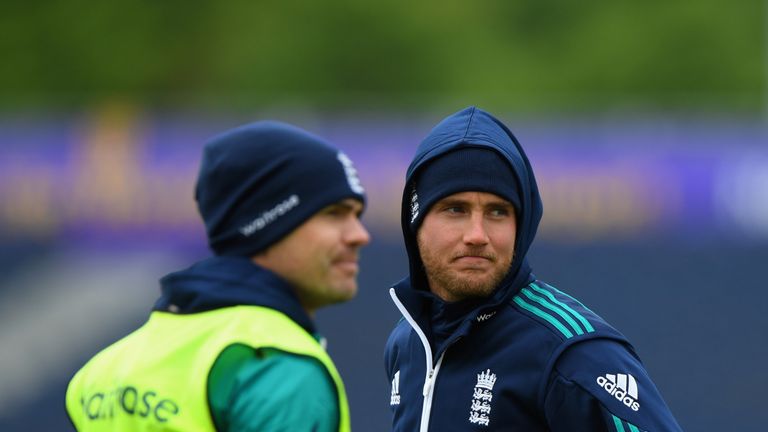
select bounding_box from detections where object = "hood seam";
[460,106,478,142]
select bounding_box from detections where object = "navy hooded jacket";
[384,107,683,431]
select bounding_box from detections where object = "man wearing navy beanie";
[385,107,683,431]
[67,121,369,432]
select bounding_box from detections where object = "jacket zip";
[420,353,444,431]
[390,288,445,432]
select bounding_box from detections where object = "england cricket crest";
[468,369,497,426]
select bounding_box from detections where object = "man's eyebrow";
[435,198,469,207]
[328,200,364,212]
[485,200,514,208]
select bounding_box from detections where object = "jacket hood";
[154,255,316,334]
[399,106,543,299]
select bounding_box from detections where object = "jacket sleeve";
[543,338,683,432]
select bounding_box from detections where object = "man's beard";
[419,244,512,302]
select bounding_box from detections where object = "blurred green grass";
[0,1,764,113]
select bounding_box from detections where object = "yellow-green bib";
[66,306,350,431]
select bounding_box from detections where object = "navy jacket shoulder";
[385,280,682,431]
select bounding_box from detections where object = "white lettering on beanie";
[337,152,365,194]
[409,184,419,224]
[239,194,301,237]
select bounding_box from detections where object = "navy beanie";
[195,121,366,256]
[409,147,520,232]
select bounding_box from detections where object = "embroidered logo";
[596,373,640,411]
[337,152,365,194]
[239,194,300,236]
[390,370,401,406]
[469,369,497,426]
[409,184,419,224]
[476,311,497,322]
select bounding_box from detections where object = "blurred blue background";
[1,2,766,431]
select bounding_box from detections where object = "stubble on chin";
[431,267,505,301]
[421,252,511,301]
[418,238,513,302]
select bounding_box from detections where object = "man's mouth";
[454,256,491,265]
[333,256,359,272]
[452,251,494,263]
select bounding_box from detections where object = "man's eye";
[324,206,345,216]
[445,206,464,214]
[490,208,510,217]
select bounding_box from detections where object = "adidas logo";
[596,373,640,412]
[390,370,401,406]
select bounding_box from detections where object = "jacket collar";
[392,267,534,358]
[154,255,316,334]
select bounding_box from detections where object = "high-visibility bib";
[66,306,350,431]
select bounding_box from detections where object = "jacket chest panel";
[390,326,549,431]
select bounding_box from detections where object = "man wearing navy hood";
[66,121,369,431]
[385,107,682,431]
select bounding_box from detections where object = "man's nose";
[463,213,489,245]
[345,217,371,247]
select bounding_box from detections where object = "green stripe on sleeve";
[521,288,584,336]
[544,282,597,315]
[612,415,626,432]
[530,283,595,333]
[513,296,574,338]
[627,423,641,432]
